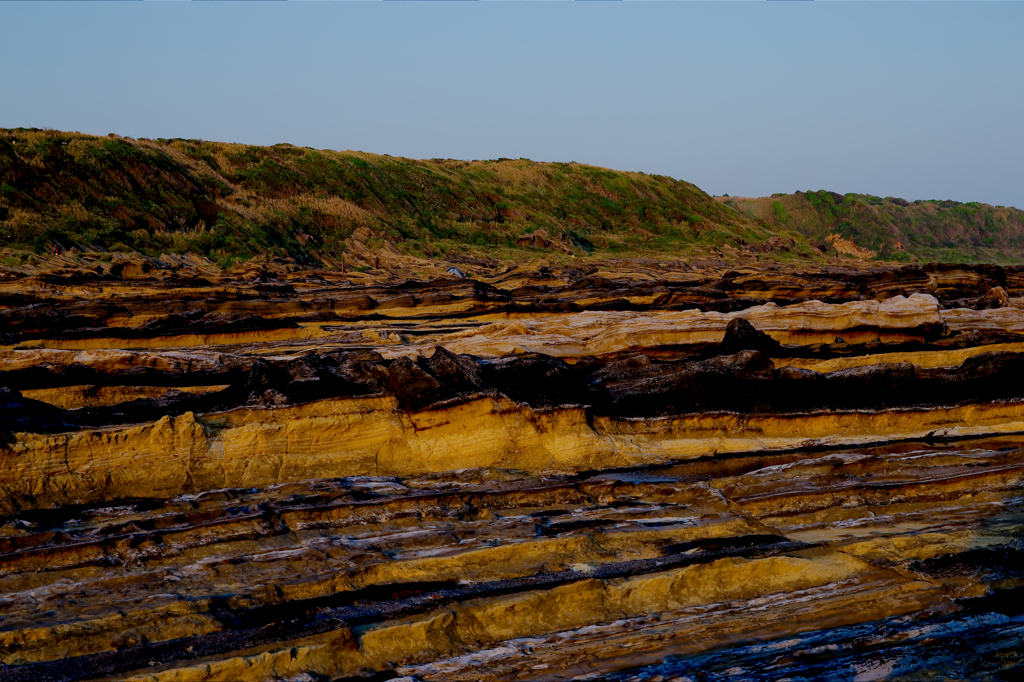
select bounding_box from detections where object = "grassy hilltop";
[1,128,1021,267]
[0,129,801,267]
[722,192,1024,265]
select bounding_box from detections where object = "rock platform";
[2,258,1024,680]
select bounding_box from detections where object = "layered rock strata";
[2,261,1024,680]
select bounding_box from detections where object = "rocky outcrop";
[514,229,577,253]
[3,260,1024,681]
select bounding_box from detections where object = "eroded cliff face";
[2,259,1024,681]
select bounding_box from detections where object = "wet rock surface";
[3,260,1024,680]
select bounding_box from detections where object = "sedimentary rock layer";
[2,260,1024,680]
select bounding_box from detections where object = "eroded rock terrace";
[2,259,1024,681]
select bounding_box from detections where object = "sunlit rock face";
[3,258,1024,681]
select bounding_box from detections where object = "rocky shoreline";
[2,259,1024,680]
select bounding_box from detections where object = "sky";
[1,2,1022,208]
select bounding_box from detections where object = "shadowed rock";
[385,357,456,411]
[422,346,483,394]
[719,317,783,356]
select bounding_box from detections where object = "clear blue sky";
[2,2,1021,208]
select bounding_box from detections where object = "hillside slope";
[4,129,1021,268]
[721,191,1024,265]
[1,129,806,267]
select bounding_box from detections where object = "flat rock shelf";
[3,259,1024,681]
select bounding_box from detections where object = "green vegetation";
[2,129,1021,265]
[723,191,1024,265]
[0,128,804,264]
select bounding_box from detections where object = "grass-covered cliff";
[721,191,1024,265]
[1,128,804,268]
